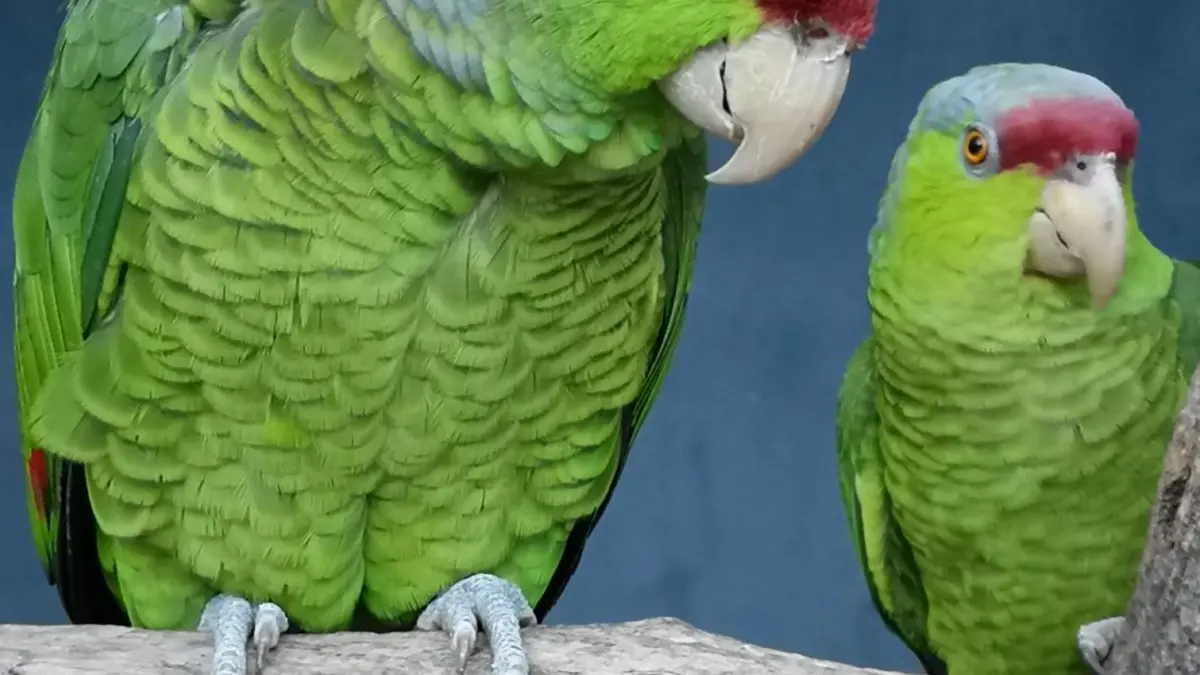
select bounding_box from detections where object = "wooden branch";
[29,376,1200,675]
[1103,363,1200,674]
[0,618,904,675]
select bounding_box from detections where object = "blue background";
[1,1,1196,672]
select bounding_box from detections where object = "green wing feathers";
[12,139,70,579]
[536,131,705,616]
[13,0,198,591]
[626,133,704,436]
[835,340,943,675]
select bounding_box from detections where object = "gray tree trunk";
[1102,363,1200,674]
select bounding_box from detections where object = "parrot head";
[538,0,878,184]
[880,63,1139,310]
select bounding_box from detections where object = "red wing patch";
[27,448,48,519]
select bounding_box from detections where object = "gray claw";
[417,574,538,675]
[252,603,289,671]
[1078,616,1126,675]
[198,594,290,675]
[452,628,476,672]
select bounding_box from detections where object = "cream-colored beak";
[1025,156,1127,309]
[656,26,853,185]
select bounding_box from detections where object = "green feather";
[16,0,721,636]
[1169,259,1200,375]
[13,0,196,616]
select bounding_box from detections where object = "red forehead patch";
[754,0,878,44]
[995,97,1139,174]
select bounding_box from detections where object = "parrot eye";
[962,128,989,166]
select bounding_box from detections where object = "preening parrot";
[12,1,880,674]
[835,62,1200,675]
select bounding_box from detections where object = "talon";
[1077,616,1126,675]
[419,588,479,672]
[416,574,536,675]
[452,626,476,672]
[252,603,288,671]
[198,595,291,675]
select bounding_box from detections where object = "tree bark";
[1103,363,1200,674]
[0,618,904,675]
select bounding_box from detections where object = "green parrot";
[12,0,879,674]
[835,62,1200,675]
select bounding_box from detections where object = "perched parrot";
[835,62,1200,675]
[12,0,879,674]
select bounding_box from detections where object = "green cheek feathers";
[547,0,764,93]
[882,132,1046,278]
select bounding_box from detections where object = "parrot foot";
[416,573,538,675]
[198,594,290,675]
[1077,616,1125,675]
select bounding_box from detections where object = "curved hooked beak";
[1025,155,1127,309]
[656,25,853,185]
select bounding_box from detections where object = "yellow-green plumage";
[836,63,1200,675]
[15,0,711,633]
